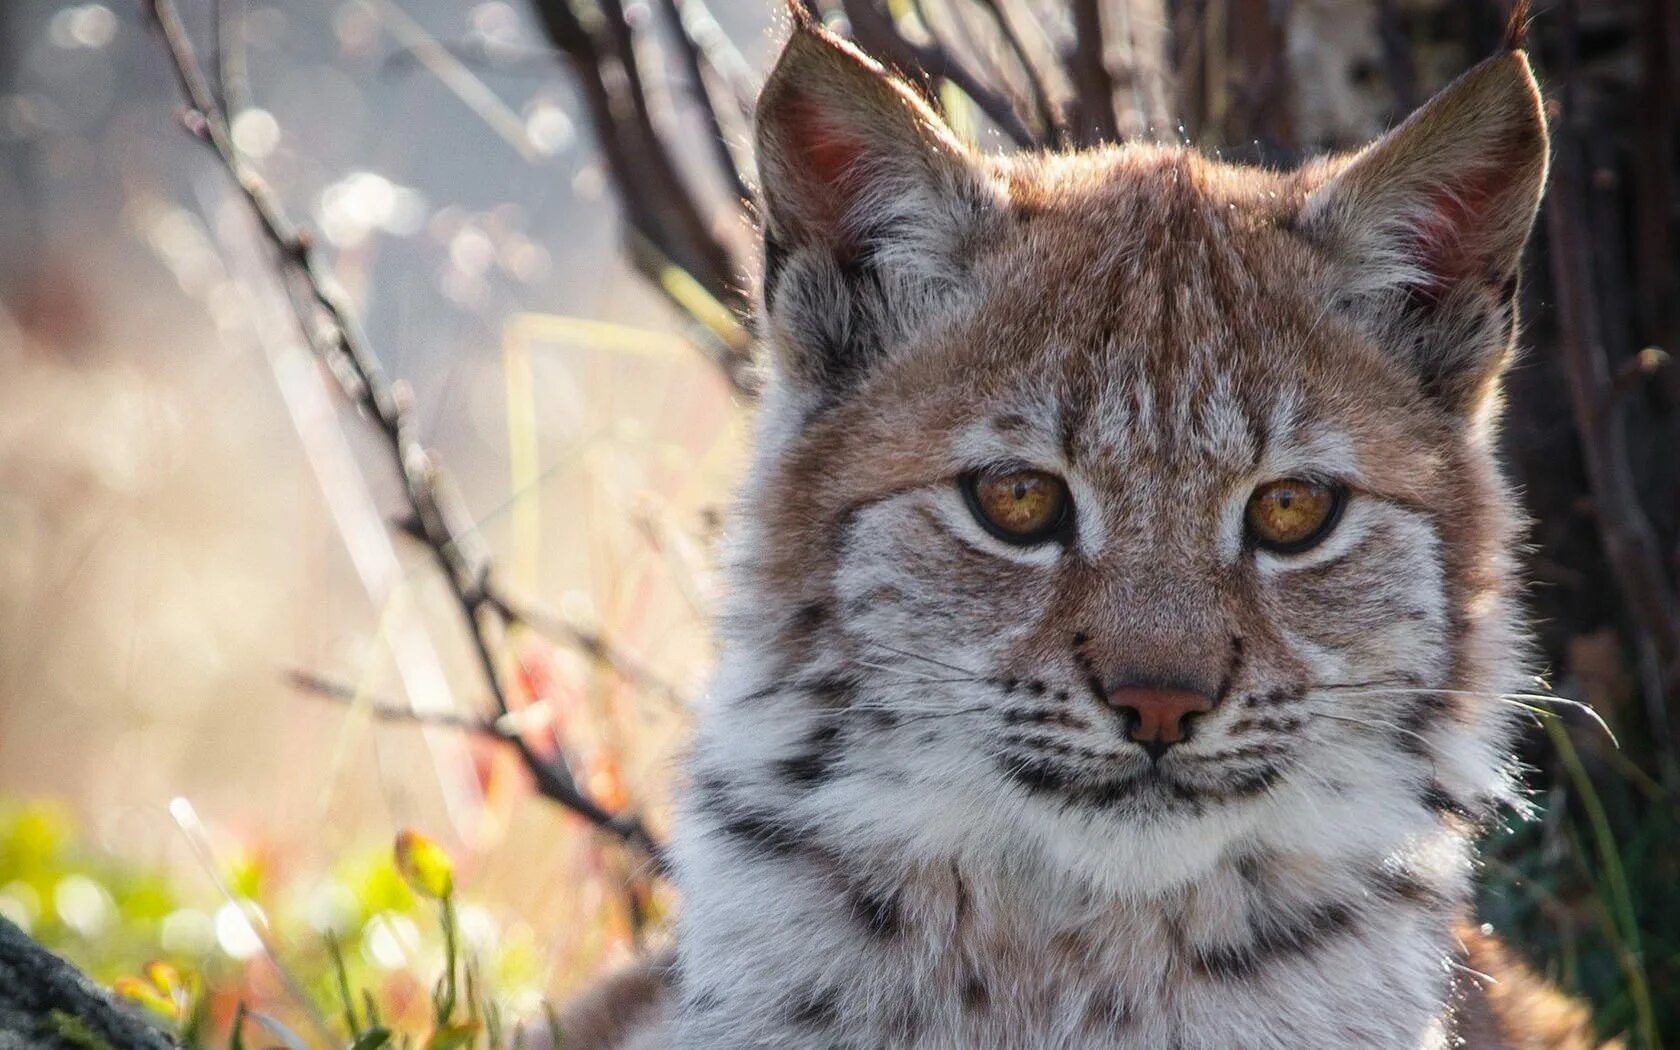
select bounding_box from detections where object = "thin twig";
[290,669,500,736]
[840,0,1041,146]
[389,511,693,709]
[1548,0,1680,780]
[213,0,250,117]
[145,0,665,869]
[359,0,545,161]
[655,0,754,204]
[482,583,692,711]
[528,0,743,316]
[1067,0,1120,144]
[1373,0,1418,116]
[969,0,1065,143]
[381,38,561,79]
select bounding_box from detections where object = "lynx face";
[697,25,1547,901]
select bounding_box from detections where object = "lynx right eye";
[1246,478,1343,553]
[962,469,1071,545]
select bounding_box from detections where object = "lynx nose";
[1107,685,1215,759]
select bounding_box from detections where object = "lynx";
[560,10,1606,1049]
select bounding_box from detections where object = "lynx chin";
[558,10,1609,1050]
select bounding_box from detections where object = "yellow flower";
[393,829,455,900]
[113,975,178,1022]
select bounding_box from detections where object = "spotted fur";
[558,13,1604,1050]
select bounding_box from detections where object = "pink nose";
[1107,686,1214,746]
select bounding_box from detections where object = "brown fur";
[551,952,673,1050]
[1451,924,1617,1050]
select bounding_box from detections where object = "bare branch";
[145,0,664,870]
[380,38,561,79]
[289,669,668,873]
[387,513,694,709]
[289,669,500,735]
[1548,0,1680,761]
[969,0,1065,143]
[839,0,1042,147]
[1373,0,1419,115]
[213,0,250,117]
[655,0,754,204]
[481,584,692,711]
[1067,0,1121,144]
[527,0,744,316]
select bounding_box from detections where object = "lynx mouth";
[996,746,1289,813]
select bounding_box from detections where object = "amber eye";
[1246,479,1343,553]
[962,469,1072,545]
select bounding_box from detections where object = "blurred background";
[0,0,1675,1045]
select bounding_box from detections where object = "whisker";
[1317,686,1617,748]
[1316,676,1423,692]
[853,659,985,685]
[857,639,982,677]
[1314,712,1445,780]
[799,702,996,725]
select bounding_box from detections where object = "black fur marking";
[792,601,829,635]
[1001,732,1077,758]
[1214,636,1246,702]
[1234,851,1269,887]
[1001,733,1124,764]
[848,887,904,938]
[762,233,789,306]
[776,722,845,787]
[1192,743,1289,763]
[808,676,859,709]
[1073,650,1109,703]
[788,988,840,1028]
[1369,864,1447,908]
[1081,988,1133,1030]
[865,708,901,730]
[1193,899,1361,980]
[998,754,1201,812]
[685,989,723,1013]
[715,810,820,859]
[961,974,990,1010]
[693,779,827,860]
[1002,706,1091,731]
[1246,687,1302,709]
[825,258,891,394]
[1420,782,1486,825]
[1211,765,1285,799]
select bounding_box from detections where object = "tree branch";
[1548,0,1680,769]
[527,0,746,325]
[1067,0,1121,144]
[654,0,754,205]
[144,0,665,872]
[969,0,1065,144]
[839,0,1041,147]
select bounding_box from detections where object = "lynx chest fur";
[560,13,1605,1050]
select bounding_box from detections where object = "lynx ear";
[755,21,998,400]
[1299,49,1548,413]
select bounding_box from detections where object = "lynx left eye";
[1246,478,1343,553]
[962,469,1071,545]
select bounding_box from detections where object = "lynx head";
[710,20,1548,894]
